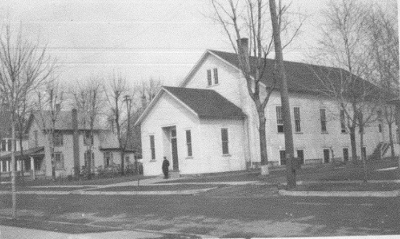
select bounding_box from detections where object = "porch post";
[30,157,35,180]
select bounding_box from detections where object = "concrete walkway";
[0,225,180,239]
[0,176,266,196]
[2,170,400,197]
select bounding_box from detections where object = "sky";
[0,0,395,87]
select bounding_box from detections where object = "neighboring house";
[0,109,134,178]
[0,110,29,175]
[135,47,398,176]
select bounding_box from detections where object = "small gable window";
[207,69,212,86]
[213,68,219,84]
[207,68,219,86]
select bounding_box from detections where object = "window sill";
[294,132,303,134]
[149,160,156,162]
[185,156,194,159]
[207,83,219,88]
[321,131,329,134]
[222,154,231,157]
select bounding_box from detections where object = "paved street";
[0,161,399,238]
[0,190,399,238]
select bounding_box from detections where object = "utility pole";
[123,95,132,173]
[269,0,296,189]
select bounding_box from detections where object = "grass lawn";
[0,174,152,189]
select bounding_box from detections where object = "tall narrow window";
[54,152,64,170]
[84,132,94,146]
[323,148,330,163]
[377,110,383,133]
[213,68,219,84]
[280,150,286,165]
[276,106,283,133]
[186,130,192,157]
[84,150,95,169]
[320,109,327,133]
[207,69,212,86]
[294,107,301,132]
[7,139,11,152]
[104,152,112,167]
[1,139,6,151]
[340,110,346,133]
[221,128,229,155]
[150,135,156,160]
[53,132,63,147]
[34,130,38,147]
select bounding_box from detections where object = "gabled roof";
[209,50,378,95]
[26,110,104,133]
[135,86,246,125]
[164,86,245,120]
[182,49,380,98]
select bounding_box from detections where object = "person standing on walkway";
[162,157,170,179]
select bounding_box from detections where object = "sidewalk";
[1,163,399,198]
[0,175,265,196]
[0,224,191,239]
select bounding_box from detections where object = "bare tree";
[35,80,65,180]
[315,0,375,165]
[0,24,55,218]
[104,73,129,175]
[131,78,162,157]
[210,0,303,176]
[70,77,105,178]
[366,1,399,159]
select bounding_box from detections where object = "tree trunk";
[349,126,357,163]
[50,132,55,180]
[360,128,367,182]
[258,113,269,175]
[11,114,17,219]
[388,122,395,158]
[120,150,125,175]
[269,0,296,189]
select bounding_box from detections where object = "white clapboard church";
[135,43,398,176]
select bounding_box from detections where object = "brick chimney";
[237,38,250,70]
[237,38,249,57]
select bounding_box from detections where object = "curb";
[278,189,400,197]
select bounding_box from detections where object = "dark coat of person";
[162,158,170,178]
[162,158,170,170]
